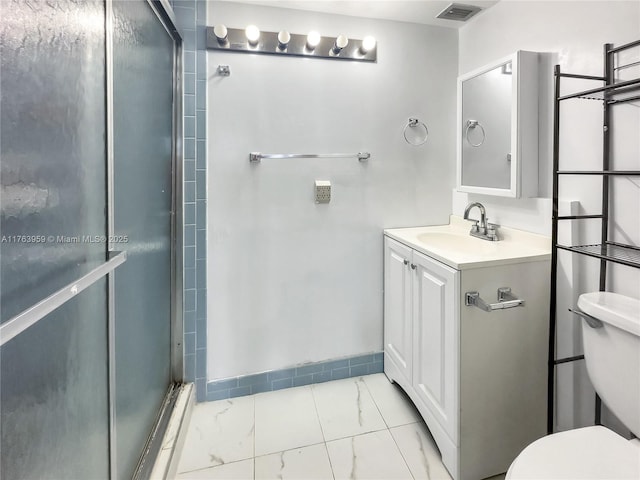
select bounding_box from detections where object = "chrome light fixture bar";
[207,26,377,62]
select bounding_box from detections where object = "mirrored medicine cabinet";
[457,51,539,198]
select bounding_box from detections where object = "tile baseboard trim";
[204,352,384,402]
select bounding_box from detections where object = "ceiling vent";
[436,3,482,22]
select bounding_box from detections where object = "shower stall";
[0,0,183,478]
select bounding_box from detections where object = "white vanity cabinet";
[383,220,550,480]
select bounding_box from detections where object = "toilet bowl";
[507,292,640,479]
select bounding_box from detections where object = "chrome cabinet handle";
[403,259,409,266]
[411,264,417,270]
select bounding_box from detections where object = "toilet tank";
[578,292,640,438]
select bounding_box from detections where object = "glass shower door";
[111,1,176,478]
[0,0,111,478]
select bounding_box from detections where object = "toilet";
[507,292,640,479]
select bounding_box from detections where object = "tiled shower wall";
[172,0,207,401]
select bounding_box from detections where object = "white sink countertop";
[384,216,551,270]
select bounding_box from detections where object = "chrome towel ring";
[403,118,428,146]
[465,119,485,147]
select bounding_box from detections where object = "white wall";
[206,1,458,380]
[457,0,640,432]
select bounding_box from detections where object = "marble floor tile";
[326,430,413,480]
[390,422,452,480]
[362,373,422,428]
[254,385,324,456]
[254,443,333,480]
[175,459,254,479]
[312,377,387,441]
[176,396,255,473]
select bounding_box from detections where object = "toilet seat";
[507,426,640,479]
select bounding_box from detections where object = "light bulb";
[277,30,290,50]
[213,24,228,43]
[245,25,260,45]
[360,36,376,54]
[306,31,321,50]
[332,35,349,54]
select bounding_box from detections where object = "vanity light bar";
[206,26,377,62]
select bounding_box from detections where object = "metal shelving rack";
[548,39,640,434]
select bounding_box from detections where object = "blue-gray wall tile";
[196,80,206,109]
[174,6,195,27]
[184,332,196,355]
[208,378,238,392]
[239,372,269,387]
[184,267,196,289]
[196,378,207,402]
[196,140,206,167]
[272,378,293,391]
[196,230,207,259]
[184,289,196,312]
[250,383,271,395]
[350,364,369,377]
[196,51,206,80]
[184,245,196,268]
[207,389,230,401]
[184,160,196,181]
[196,348,206,378]
[196,200,207,226]
[230,386,251,398]
[268,368,295,381]
[373,352,384,363]
[184,204,196,227]
[331,367,350,380]
[184,116,196,139]
[349,354,373,366]
[196,259,207,289]
[184,29,196,51]
[196,317,207,348]
[196,110,206,138]
[312,371,331,383]
[293,375,314,387]
[184,181,196,202]
[185,138,196,159]
[196,0,206,23]
[196,170,206,200]
[185,225,196,247]
[184,72,196,95]
[184,51,196,73]
[323,359,349,371]
[369,361,384,374]
[184,354,195,381]
[184,310,196,333]
[296,363,324,376]
[184,94,196,116]
[196,289,207,313]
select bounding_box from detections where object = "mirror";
[457,51,539,198]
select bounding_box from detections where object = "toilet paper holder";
[465,287,525,312]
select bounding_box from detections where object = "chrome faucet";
[463,202,499,241]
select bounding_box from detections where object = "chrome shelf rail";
[249,152,371,163]
[0,251,127,346]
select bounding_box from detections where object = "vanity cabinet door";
[384,237,414,383]
[412,251,460,442]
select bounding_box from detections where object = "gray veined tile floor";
[173,373,454,479]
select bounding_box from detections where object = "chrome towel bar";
[0,251,127,346]
[465,287,525,312]
[249,152,370,163]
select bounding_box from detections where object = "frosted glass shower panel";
[112,1,175,478]
[0,1,109,477]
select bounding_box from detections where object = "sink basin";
[416,232,499,253]
[384,216,551,270]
